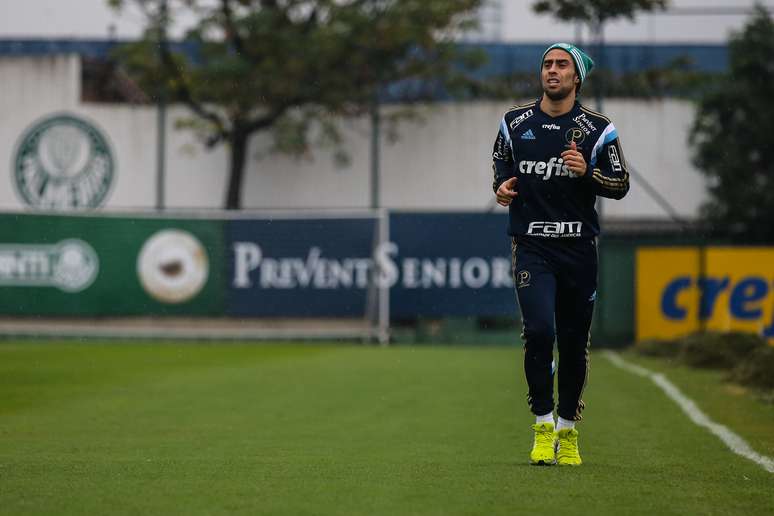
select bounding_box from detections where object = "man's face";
[541,49,579,101]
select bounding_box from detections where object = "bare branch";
[243,102,294,134]
[220,0,247,57]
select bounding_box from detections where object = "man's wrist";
[493,177,511,193]
[578,165,594,181]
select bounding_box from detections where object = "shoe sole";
[530,459,556,466]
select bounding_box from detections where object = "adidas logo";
[521,129,536,140]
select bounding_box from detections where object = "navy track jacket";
[492,99,630,240]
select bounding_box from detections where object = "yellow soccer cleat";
[529,423,556,465]
[556,428,582,466]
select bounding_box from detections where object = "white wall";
[0,55,81,166]
[595,99,706,219]
[0,55,708,219]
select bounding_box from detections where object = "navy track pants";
[511,236,597,421]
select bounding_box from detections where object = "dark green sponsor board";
[0,213,224,315]
[0,212,705,346]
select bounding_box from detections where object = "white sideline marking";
[604,351,774,474]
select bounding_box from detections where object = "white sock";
[536,412,555,426]
[556,417,575,431]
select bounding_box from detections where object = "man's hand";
[561,141,587,177]
[495,177,518,206]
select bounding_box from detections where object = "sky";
[0,0,769,44]
[503,0,767,43]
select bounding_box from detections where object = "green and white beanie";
[541,43,595,85]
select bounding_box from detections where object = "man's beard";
[543,83,574,101]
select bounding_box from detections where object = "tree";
[531,0,668,102]
[110,0,483,209]
[532,0,668,26]
[690,6,774,243]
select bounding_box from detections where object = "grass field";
[0,341,772,515]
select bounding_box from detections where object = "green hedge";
[634,332,773,399]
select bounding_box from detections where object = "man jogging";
[491,43,629,466]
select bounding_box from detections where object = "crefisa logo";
[13,114,115,209]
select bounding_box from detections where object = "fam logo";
[608,146,623,172]
[13,114,115,209]
[137,230,210,304]
[509,109,534,130]
[565,127,586,147]
[0,239,99,292]
[527,221,583,238]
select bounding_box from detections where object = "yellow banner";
[636,247,774,341]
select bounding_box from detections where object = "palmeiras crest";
[13,114,115,209]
